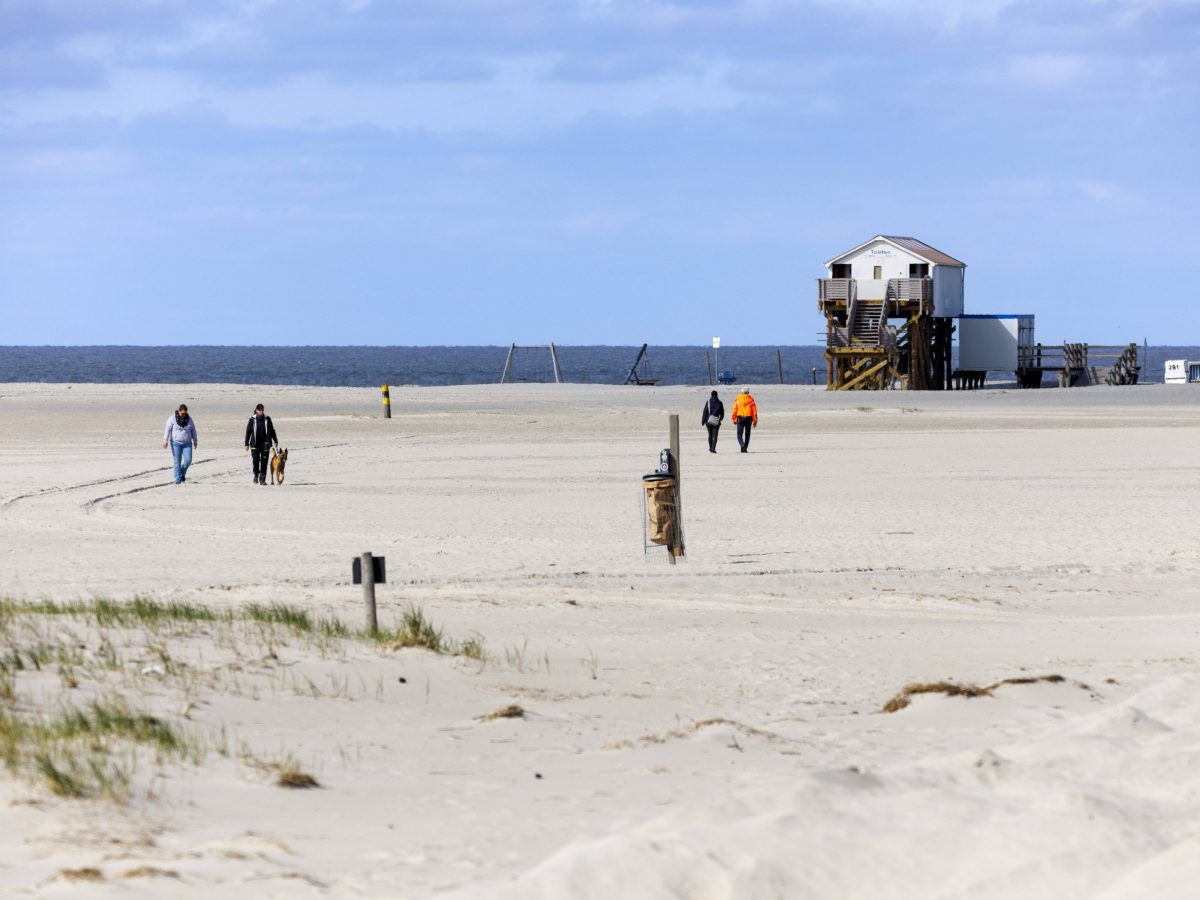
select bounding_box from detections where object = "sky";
[2,0,1198,346]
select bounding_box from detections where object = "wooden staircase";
[1105,344,1141,385]
[850,300,885,346]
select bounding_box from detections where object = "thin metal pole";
[706,351,713,386]
[361,552,378,635]
[776,349,783,384]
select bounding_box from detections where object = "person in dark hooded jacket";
[244,403,279,485]
[701,390,724,453]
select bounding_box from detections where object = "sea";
[1,345,1197,387]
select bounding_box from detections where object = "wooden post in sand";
[361,552,378,635]
[668,414,684,560]
[776,349,784,384]
[381,385,391,419]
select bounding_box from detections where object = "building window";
[873,265,882,280]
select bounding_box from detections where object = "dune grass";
[1,696,196,800]
[0,596,467,650]
[275,764,320,790]
[0,595,480,802]
[880,674,1074,713]
[479,704,525,721]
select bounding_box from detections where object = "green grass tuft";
[380,605,447,653]
[245,602,313,632]
[458,634,486,661]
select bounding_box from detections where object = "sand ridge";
[1,381,1199,897]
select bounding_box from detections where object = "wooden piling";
[361,552,378,635]
[381,385,391,419]
[668,414,683,561]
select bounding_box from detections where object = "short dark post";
[776,349,784,384]
[811,367,817,385]
[706,351,713,386]
[361,551,378,635]
[381,385,391,419]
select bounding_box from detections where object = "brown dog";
[270,447,288,485]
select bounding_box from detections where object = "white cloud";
[2,146,134,181]
[810,0,1022,30]
[1000,53,1093,89]
[0,56,750,135]
[1075,179,1135,203]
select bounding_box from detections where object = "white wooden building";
[816,235,965,389]
[824,235,966,317]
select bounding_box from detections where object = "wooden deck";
[1016,343,1141,388]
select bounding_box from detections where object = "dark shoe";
[741,448,747,453]
[709,448,716,453]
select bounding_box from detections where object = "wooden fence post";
[668,414,683,560]
[361,552,378,635]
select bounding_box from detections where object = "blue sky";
[2,0,1197,346]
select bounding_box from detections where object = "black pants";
[737,419,753,451]
[706,423,720,451]
[251,444,272,481]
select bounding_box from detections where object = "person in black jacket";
[702,390,724,453]
[244,403,279,485]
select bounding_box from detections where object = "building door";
[832,264,851,279]
[909,263,929,278]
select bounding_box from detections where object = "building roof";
[826,235,967,268]
[880,236,966,267]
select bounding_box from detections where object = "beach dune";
[1,381,1198,898]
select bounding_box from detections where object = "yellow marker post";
[381,384,391,419]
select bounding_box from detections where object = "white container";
[959,315,1035,371]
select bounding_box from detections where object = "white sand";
[1,381,1199,897]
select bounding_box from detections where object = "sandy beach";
[1,381,1199,898]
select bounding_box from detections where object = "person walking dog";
[731,387,758,453]
[701,390,724,453]
[162,404,198,484]
[244,403,279,485]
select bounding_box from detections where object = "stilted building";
[817,236,965,390]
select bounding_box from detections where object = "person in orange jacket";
[731,387,758,453]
